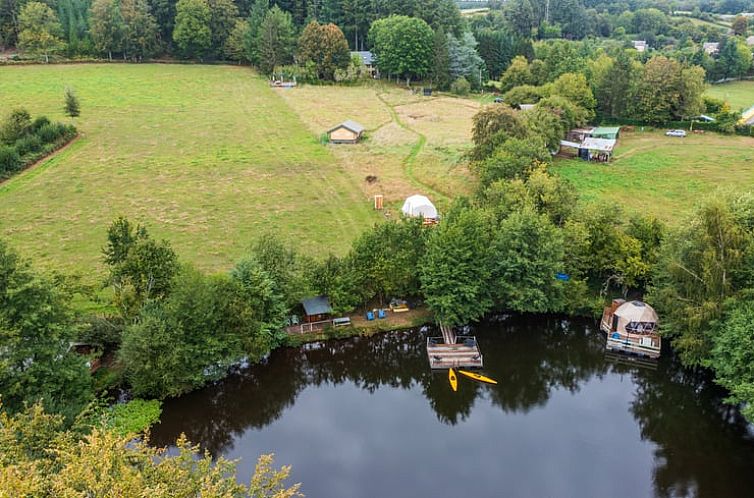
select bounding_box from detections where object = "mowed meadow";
[555,129,754,222]
[0,64,379,276]
[706,80,754,111]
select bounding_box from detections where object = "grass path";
[375,92,449,202]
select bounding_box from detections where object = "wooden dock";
[426,336,483,369]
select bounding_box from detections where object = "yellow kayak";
[448,368,458,392]
[458,370,498,385]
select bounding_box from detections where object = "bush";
[15,134,42,156]
[106,399,162,436]
[0,108,32,144]
[451,76,471,96]
[0,145,21,175]
[36,123,64,143]
[30,115,51,133]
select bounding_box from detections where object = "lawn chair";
[366,311,375,321]
[377,309,386,319]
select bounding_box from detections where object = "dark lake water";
[151,315,754,498]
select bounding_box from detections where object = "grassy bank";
[706,80,754,112]
[0,64,378,278]
[555,129,754,223]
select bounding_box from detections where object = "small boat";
[448,368,458,392]
[458,370,498,385]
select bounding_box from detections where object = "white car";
[665,129,687,137]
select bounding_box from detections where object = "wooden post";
[374,194,383,210]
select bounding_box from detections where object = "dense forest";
[1,0,753,86]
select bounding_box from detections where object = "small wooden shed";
[301,295,333,323]
[328,120,365,144]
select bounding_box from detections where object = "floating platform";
[427,336,483,369]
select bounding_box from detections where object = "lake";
[151,315,754,498]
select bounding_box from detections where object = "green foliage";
[476,135,550,184]
[257,6,295,75]
[89,0,125,60]
[549,72,596,121]
[420,205,495,326]
[103,217,178,318]
[0,109,32,145]
[470,103,528,161]
[448,31,484,88]
[208,0,238,58]
[346,219,427,306]
[499,55,533,93]
[0,404,303,497]
[120,0,159,60]
[450,76,470,96]
[120,267,275,398]
[173,0,212,59]
[224,19,250,62]
[430,27,451,90]
[105,398,161,436]
[18,1,64,62]
[297,21,351,80]
[649,195,754,366]
[369,15,434,82]
[502,84,548,106]
[490,208,565,312]
[0,240,92,417]
[711,299,754,422]
[64,87,81,118]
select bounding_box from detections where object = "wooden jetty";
[427,324,483,369]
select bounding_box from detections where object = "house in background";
[703,42,720,55]
[351,51,376,76]
[328,120,365,144]
[632,40,647,52]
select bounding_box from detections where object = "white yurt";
[401,194,438,220]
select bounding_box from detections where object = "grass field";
[276,84,478,212]
[555,129,754,222]
[0,64,379,277]
[706,80,754,112]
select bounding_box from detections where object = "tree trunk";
[108,51,112,62]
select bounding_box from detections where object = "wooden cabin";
[601,299,660,359]
[301,295,333,323]
[327,120,365,144]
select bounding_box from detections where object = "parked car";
[665,129,687,137]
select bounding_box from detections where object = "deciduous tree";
[297,21,350,80]
[173,0,212,59]
[89,0,124,60]
[256,5,295,75]
[17,1,64,62]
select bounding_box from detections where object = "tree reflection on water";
[151,315,754,497]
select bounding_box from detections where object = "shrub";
[15,134,42,156]
[106,399,162,436]
[30,115,51,133]
[0,108,32,144]
[36,123,64,143]
[0,145,21,175]
[451,76,471,96]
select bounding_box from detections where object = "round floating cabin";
[600,299,660,359]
